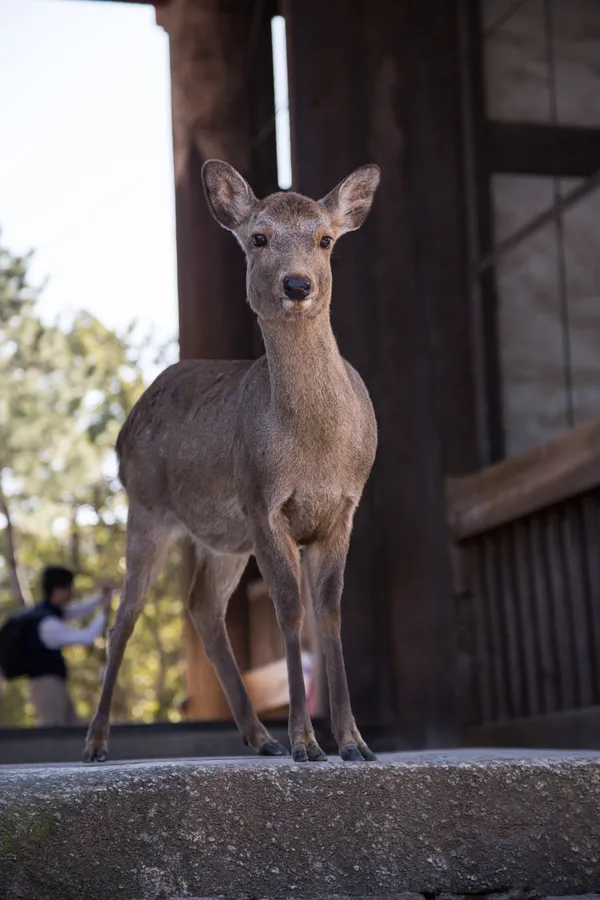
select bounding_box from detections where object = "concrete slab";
[1,750,600,900]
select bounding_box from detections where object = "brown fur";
[84,160,381,763]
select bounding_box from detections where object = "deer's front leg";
[304,536,377,762]
[252,512,328,763]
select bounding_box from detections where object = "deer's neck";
[260,313,349,417]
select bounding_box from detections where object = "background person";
[24,566,112,726]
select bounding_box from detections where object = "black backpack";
[0,607,43,680]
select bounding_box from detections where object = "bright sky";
[0,0,178,363]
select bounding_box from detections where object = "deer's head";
[202,160,380,321]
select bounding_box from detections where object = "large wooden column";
[157,0,277,719]
[285,0,477,747]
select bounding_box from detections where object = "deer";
[83,159,381,765]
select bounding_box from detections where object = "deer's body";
[84,160,381,764]
[119,347,375,555]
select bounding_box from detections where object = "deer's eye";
[320,235,333,250]
[252,234,267,248]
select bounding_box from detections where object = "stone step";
[1,750,600,900]
[0,720,293,766]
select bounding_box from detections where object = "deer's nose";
[283,275,311,300]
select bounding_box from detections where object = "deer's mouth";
[282,297,313,313]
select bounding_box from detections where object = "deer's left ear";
[319,164,381,235]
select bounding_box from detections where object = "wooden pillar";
[157,0,277,719]
[285,0,477,746]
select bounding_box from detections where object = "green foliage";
[0,237,184,727]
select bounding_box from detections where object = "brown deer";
[83,160,380,764]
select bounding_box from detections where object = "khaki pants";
[29,675,80,727]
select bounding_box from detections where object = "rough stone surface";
[1,750,600,900]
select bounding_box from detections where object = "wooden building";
[93,0,600,751]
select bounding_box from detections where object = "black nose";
[283,276,311,301]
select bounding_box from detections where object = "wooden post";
[285,0,477,746]
[157,0,277,720]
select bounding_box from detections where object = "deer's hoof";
[340,742,377,762]
[306,742,328,762]
[292,743,309,762]
[292,741,328,762]
[359,743,377,761]
[259,740,287,757]
[82,746,108,764]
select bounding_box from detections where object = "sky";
[0,0,178,363]
[0,1,291,379]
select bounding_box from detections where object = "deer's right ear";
[202,160,257,231]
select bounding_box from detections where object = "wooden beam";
[461,0,506,464]
[285,0,474,747]
[159,0,277,720]
[466,705,600,750]
[487,122,600,179]
[447,416,600,541]
[160,0,259,361]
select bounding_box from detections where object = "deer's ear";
[202,160,257,231]
[320,164,381,235]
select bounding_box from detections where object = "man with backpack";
[0,565,113,727]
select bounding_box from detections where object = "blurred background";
[0,0,599,761]
[0,0,181,731]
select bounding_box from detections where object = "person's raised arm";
[39,611,107,650]
[64,583,114,621]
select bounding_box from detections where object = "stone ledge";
[1,750,600,900]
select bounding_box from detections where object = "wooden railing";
[447,418,600,745]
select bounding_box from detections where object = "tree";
[0,238,183,727]
[0,244,38,606]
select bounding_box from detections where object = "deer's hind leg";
[83,506,172,763]
[188,545,287,756]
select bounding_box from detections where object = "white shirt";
[38,594,107,650]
